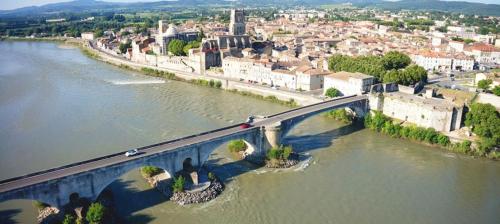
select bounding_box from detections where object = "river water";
[0,41,499,224]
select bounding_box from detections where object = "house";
[323,71,374,96]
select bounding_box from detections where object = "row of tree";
[328,51,427,85]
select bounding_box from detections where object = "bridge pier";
[263,122,283,149]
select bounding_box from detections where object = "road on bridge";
[0,95,367,193]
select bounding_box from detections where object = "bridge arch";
[196,129,261,169]
[279,100,367,141]
[91,158,174,205]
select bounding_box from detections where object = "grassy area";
[80,48,101,59]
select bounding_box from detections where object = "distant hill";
[1,0,499,17]
[361,0,500,16]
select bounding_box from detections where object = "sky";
[1,0,499,10]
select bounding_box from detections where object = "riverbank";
[1,36,68,42]
[78,39,315,106]
[363,110,499,160]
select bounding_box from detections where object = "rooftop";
[384,91,456,111]
[326,71,373,81]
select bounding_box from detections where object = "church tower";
[229,9,245,36]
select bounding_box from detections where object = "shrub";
[451,141,472,154]
[141,166,163,178]
[172,176,186,193]
[209,79,215,87]
[487,150,500,160]
[493,85,500,96]
[364,111,390,131]
[228,139,247,153]
[325,87,340,98]
[86,202,106,224]
[477,79,492,89]
[325,109,354,123]
[266,145,293,161]
[208,172,216,181]
[215,80,222,88]
[63,214,76,224]
[436,134,450,146]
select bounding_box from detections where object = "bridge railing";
[266,95,357,119]
[0,122,248,185]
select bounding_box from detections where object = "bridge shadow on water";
[104,121,364,223]
[204,121,365,184]
[106,179,163,224]
[0,209,21,224]
[284,121,364,153]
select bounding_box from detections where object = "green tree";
[493,85,500,96]
[172,176,186,193]
[62,214,76,224]
[86,202,106,224]
[465,103,499,139]
[266,145,293,161]
[227,139,247,152]
[381,51,411,70]
[182,40,200,55]
[477,79,492,89]
[325,87,340,97]
[94,29,104,38]
[119,42,131,54]
[141,166,163,178]
[168,39,187,56]
[402,64,428,85]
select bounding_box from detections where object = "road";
[0,95,366,193]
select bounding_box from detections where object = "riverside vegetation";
[265,145,299,168]
[364,110,499,159]
[325,109,355,124]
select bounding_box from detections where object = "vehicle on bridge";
[125,149,138,157]
[246,115,255,123]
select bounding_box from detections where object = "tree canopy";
[328,51,427,86]
[465,103,500,140]
[168,39,187,56]
[86,202,106,224]
[119,42,131,54]
[182,40,201,55]
[381,51,411,70]
[325,87,340,98]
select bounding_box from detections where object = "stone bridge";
[0,95,368,208]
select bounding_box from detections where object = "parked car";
[125,149,138,157]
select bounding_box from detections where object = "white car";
[125,149,138,157]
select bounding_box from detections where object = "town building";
[230,9,246,36]
[370,90,464,132]
[81,32,95,40]
[324,71,375,96]
[155,22,199,55]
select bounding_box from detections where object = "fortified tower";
[229,9,246,35]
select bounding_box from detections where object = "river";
[0,41,499,224]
